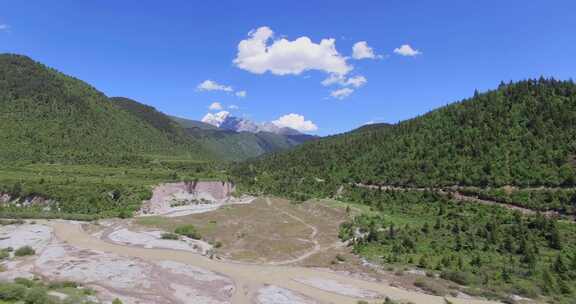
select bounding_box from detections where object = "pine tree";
[553,254,568,275]
[547,221,562,250]
[541,269,557,294]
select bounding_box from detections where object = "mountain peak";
[201,112,302,135]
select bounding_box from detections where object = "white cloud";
[352,41,376,59]
[197,80,233,92]
[0,24,10,32]
[208,102,223,110]
[322,74,367,88]
[344,75,367,88]
[235,90,247,98]
[330,87,354,99]
[234,26,352,76]
[229,104,239,110]
[393,44,421,56]
[272,113,318,132]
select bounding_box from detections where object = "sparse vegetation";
[0,278,93,304]
[14,246,35,257]
[160,232,179,240]
[174,224,202,240]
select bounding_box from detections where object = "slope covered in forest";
[0,54,207,164]
[232,79,576,197]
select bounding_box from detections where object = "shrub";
[24,287,49,304]
[440,270,473,286]
[48,281,78,289]
[15,246,35,257]
[174,225,201,240]
[14,278,35,288]
[0,283,26,300]
[160,233,179,240]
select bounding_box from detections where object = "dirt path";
[353,183,575,221]
[50,221,498,304]
[264,197,322,265]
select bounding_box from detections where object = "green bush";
[174,225,201,240]
[14,277,36,288]
[48,281,78,289]
[160,233,179,240]
[0,283,26,300]
[14,246,35,257]
[440,270,473,286]
[24,287,49,304]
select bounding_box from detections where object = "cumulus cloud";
[197,80,233,92]
[208,102,223,110]
[272,113,318,132]
[234,26,352,76]
[352,41,377,59]
[393,44,421,56]
[235,90,247,98]
[229,104,239,110]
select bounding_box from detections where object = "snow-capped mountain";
[201,111,302,135]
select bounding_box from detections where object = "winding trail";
[353,183,575,221]
[50,221,498,304]
[264,197,323,265]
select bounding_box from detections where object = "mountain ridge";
[232,78,576,197]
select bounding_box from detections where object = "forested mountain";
[170,115,218,130]
[112,97,190,138]
[229,79,576,301]
[232,79,576,197]
[173,116,318,161]
[0,54,207,164]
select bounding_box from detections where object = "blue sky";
[1,1,575,135]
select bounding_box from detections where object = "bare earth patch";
[294,277,383,299]
[256,285,319,304]
[34,240,234,304]
[139,181,255,217]
[106,227,213,255]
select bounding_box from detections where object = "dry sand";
[51,221,500,304]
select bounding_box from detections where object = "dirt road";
[51,221,498,304]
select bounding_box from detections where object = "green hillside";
[0,54,205,164]
[233,79,576,197]
[230,79,576,302]
[169,115,218,130]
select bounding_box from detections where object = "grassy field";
[135,197,348,263]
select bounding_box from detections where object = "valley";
[1,47,575,303]
[0,183,503,304]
